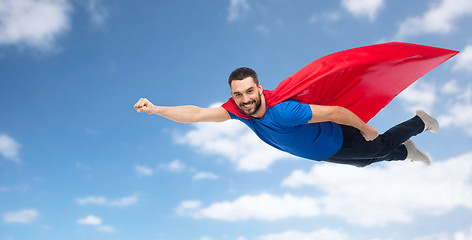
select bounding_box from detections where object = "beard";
[237,92,262,116]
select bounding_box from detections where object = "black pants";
[325,116,425,167]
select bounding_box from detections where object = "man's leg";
[325,111,431,167]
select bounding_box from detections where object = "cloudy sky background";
[1,0,472,239]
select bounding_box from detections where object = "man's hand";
[134,98,156,114]
[360,125,379,141]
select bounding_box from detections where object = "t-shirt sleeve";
[227,111,239,120]
[277,99,312,127]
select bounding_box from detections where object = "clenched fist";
[360,125,379,141]
[134,98,156,114]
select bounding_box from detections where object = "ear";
[258,82,263,93]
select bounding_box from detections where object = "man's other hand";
[361,125,379,141]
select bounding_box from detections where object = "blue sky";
[1,0,472,239]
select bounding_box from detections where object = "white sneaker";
[415,110,439,133]
[404,140,431,166]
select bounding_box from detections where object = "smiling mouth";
[241,101,254,109]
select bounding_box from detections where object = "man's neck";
[251,93,267,119]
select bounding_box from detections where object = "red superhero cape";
[222,42,459,123]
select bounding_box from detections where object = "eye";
[247,90,253,94]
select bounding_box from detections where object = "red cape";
[222,42,459,122]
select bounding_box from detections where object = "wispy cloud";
[178,152,472,227]
[282,152,472,227]
[97,225,116,232]
[0,134,20,163]
[77,215,102,225]
[397,81,437,113]
[256,229,350,240]
[175,119,294,171]
[77,215,116,232]
[159,159,188,172]
[3,209,39,224]
[193,172,219,181]
[308,11,341,24]
[109,194,138,207]
[76,196,107,205]
[0,0,72,51]
[414,224,472,240]
[135,165,154,177]
[341,0,384,21]
[176,193,321,221]
[453,44,472,72]
[394,0,472,40]
[255,24,270,35]
[0,184,31,192]
[227,0,250,22]
[86,0,108,26]
[437,80,472,135]
[76,194,138,207]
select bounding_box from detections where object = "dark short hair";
[228,67,259,86]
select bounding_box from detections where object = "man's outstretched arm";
[308,105,379,141]
[134,98,231,123]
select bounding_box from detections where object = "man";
[134,67,438,167]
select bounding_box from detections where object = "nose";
[242,94,250,103]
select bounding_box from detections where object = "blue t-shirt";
[228,99,343,161]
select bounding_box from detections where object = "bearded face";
[236,89,262,116]
[230,77,264,117]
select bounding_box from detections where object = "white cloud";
[175,118,293,171]
[135,165,154,176]
[227,0,250,22]
[97,225,116,232]
[158,159,188,172]
[282,152,472,226]
[76,194,138,207]
[394,0,472,40]
[438,101,472,135]
[176,200,202,216]
[3,209,39,224]
[398,81,436,113]
[76,196,107,205]
[0,0,71,50]
[109,194,138,207]
[256,229,350,240]
[341,0,384,21]
[415,224,472,240]
[442,79,461,94]
[168,159,186,172]
[77,215,102,225]
[438,81,472,135]
[453,44,472,72]
[86,0,107,26]
[176,193,321,221]
[0,134,20,162]
[178,152,472,227]
[193,172,219,180]
[77,215,116,232]
[397,78,472,136]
